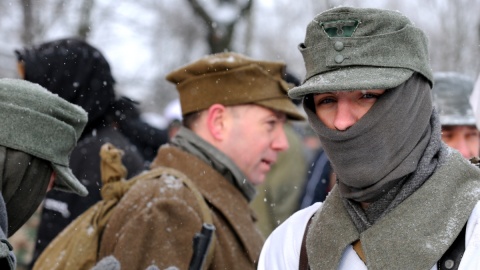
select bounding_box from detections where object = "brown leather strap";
[299,215,314,270]
[352,240,366,263]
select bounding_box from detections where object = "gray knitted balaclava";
[304,73,433,202]
[290,6,435,202]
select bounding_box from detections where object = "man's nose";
[272,125,289,151]
[452,137,473,159]
[333,99,357,131]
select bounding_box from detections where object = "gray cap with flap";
[289,6,433,98]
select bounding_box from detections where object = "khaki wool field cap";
[166,52,305,121]
[0,78,89,196]
[289,6,433,98]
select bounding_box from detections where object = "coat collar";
[151,145,264,263]
[307,150,480,269]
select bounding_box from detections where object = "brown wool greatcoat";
[98,145,265,270]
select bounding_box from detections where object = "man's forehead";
[442,125,478,131]
[259,105,288,122]
[273,110,287,122]
[229,103,287,120]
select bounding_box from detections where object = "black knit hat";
[15,38,116,132]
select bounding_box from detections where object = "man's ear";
[17,61,25,79]
[206,104,228,141]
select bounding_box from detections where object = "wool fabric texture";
[343,111,446,232]
[289,6,432,98]
[305,73,433,202]
[0,78,88,196]
[90,256,121,270]
[306,150,480,269]
[0,147,51,236]
[166,52,304,121]
[171,127,256,201]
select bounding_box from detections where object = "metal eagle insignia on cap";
[320,20,360,37]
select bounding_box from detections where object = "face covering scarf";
[345,110,446,232]
[304,73,435,202]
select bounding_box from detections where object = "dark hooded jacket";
[112,97,169,162]
[16,38,115,135]
[15,38,146,265]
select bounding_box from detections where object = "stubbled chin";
[250,175,266,186]
[251,164,271,185]
[247,160,275,185]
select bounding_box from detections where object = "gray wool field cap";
[433,72,476,126]
[289,6,433,98]
[0,78,89,196]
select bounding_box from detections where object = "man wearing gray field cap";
[259,6,480,269]
[433,72,479,159]
[0,78,87,269]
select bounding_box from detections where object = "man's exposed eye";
[314,94,337,107]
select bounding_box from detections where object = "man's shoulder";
[259,203,322,269]
[154,144,198,161]
[439,149,480,179]
[78,126,138,150]
[124,167,195,198]
[114,166,211,219]
[269,202,322,243]
[152,145,221,181]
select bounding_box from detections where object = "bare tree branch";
[19,0,34,45]
[187,0,214,26]
[187,0,253,53]
[77,0,95,39]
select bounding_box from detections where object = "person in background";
[163,98,183,139]
[251,72,308,237]
[433,72,479,159]
[112,96,170,163]
[93,52,304,269]
[297,119,335,210]
[259,7,480,269]
[298,146,335,209]
[14,38,145,267]
[0,78,88,269]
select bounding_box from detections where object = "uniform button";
[334,41,344,51]
[444,259,454,269]
[334,55,344,63]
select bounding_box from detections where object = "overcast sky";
[2,0,478,116]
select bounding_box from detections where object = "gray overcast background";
[1,0,479,119]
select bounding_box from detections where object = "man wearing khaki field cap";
[95,52,304,269]
[0,78,88,269]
